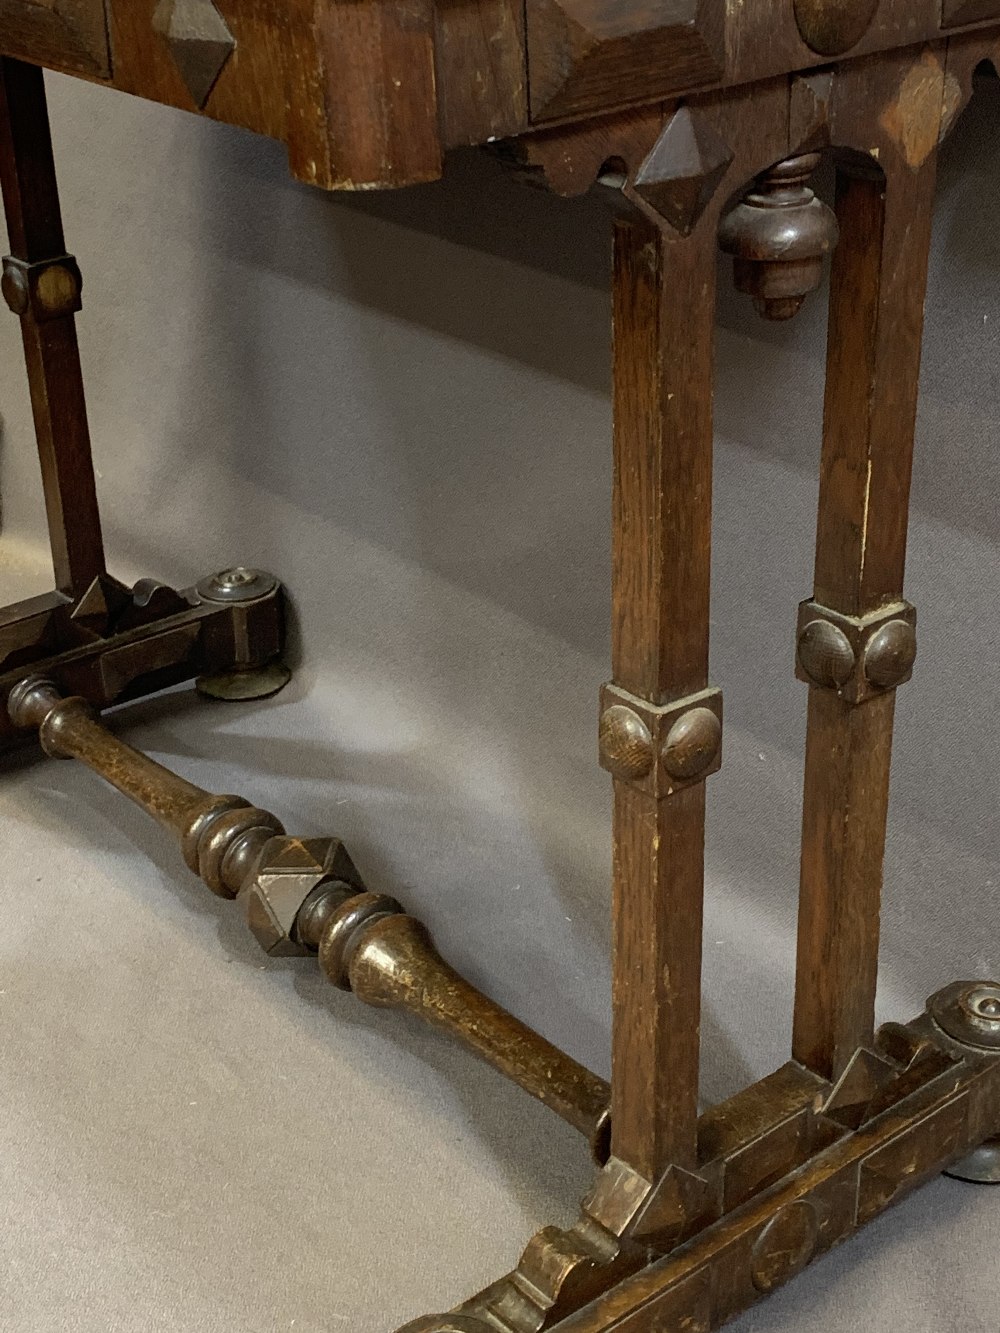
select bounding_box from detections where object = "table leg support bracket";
[0,565,290,751]
[409,993,1000,1332]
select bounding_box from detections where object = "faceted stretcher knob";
[244,836,366,956]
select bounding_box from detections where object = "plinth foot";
[196,659,292,701]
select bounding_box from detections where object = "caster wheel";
[196,659,292,701]
[945,1138,1000,1184]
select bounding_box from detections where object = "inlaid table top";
[1,0,999,192]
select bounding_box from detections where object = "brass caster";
[928,981,1000,1050]
[945,1138,1000,1184]
[196,659,292,701]
[195,566,280,604]
[194,567,292,700]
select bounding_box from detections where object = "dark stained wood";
[9,681,611,1155]
[609,79,795,1182]
[0,56,105,599]
[793,49,945,1082]
[717,153,838,321]
[812,176,933,613]
[1,0,1000,187]
[795,689,896,1079]
[150,0,236,110]
[943,0,1000,25]
[316,0,442,189]
[940,30,1000,147]
[434,0,527,146]
[793,0,879,56]
[610,210,715,707]
[609,209,716,1179]
[526,0,725,123]
[612,777,707,1178]
[507,101,670,196]
[726,0,1000,97]
[0,0,110,77]
[107,1,334,188]
[523,1025,1000,1331]
[4,11,1000,1333]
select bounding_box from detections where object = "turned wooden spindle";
[718,153,839,321]
[7,676,611,1161]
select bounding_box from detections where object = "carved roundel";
[751,1199,819,1293]
[793,0,880,56]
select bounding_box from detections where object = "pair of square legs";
[0,42,997,1333]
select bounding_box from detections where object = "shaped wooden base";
[407,989,1000,1331]
[0,567,289,752]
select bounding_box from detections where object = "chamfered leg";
[793,72,942,1082]
[0,57,105,601]
[602,208,720,1179]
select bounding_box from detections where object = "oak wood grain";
[317,0,442,188]
[435,0,527,145]
[793,49,944,1081]
[609,79,795,1180]
[0,0,110,78]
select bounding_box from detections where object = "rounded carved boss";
[793,0,879,56]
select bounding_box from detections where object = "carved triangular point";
[153,0,236,109]
[633,107,734,234]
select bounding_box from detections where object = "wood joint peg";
[1,254,83,321]
[599,683,723,799]
[795,599,917,704]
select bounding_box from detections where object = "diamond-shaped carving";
[583,1157,715,1255]
[632,107,734,236]
[943,0,1000,23]
[790,70,834,154]
[821,1047,897,1130]
[247,836,364,957]
[153,0,235,109]
[526,0,725,122]
[69,573,131,637]
[0,1,112,78]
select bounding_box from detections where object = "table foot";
[410,996,999,1332]
[0,566,288,750]
[196,660,292,701]
[945,1140,1000,1184]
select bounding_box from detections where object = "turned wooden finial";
[718,153,839,320]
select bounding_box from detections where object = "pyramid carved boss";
[525,0,890,120]
[152,0,236,109]
[525,0,724,120]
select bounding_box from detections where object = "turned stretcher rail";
[8,676,611,1161]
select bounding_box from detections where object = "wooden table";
[1,4,999,1332]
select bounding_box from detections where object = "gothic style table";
[1,4,999,1331]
